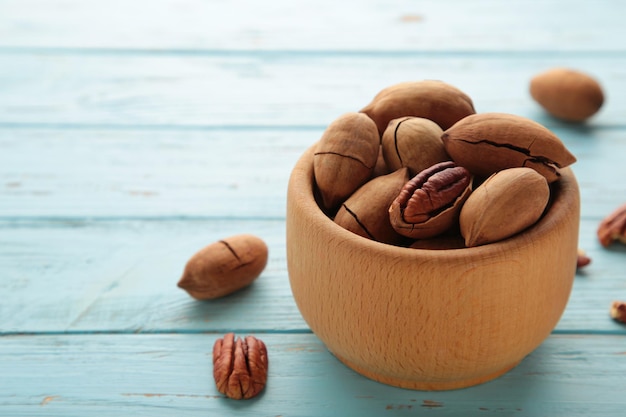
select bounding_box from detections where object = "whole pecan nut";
[597,203,626,247]
[360,80,476,134]
[381,116,448,176]
[389,161,472,239]
[441,113,576,183]
[213,333,268,400]
[313,112,379,211]
[459,167,550,247]
[334,167,410,245]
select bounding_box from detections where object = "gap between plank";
[0,329,314,337]
[0,329,622,337]
[1,46,626,58]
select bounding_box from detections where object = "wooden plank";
[0,128,306,218]
[0,218,307,333]
[0,54,624,128]
[1,218,625,334]
[0,126,624,219]
[0,0,624,52]
[1,333,625,416]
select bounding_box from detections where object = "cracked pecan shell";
[334,167,410,244]
[313,112,379,211]
[389,161,472,239]
[381,116,449,177]
[213,333,268,400]
[177,234,268,300]
[441,113,576,183]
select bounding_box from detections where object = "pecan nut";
[597,203,626,247]
[213,333,268,400]
[389,161,472,239]
[360,80,476,135]
[441,113,576,183]
[178,235,268,300]
[334,167,410,245]
[610,301,626,324]
[381,116,449,177]
[576,248,591,269]
[313,112,380,211]
[530,68,604,122]
[459,167,550,247]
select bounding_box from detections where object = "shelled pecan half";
[213,333,268,400]
[597,203,626,247]
[389,161,472,239]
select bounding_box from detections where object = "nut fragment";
[576,248,591,269]
[213,333,268,399]
[610,301,626,324]
[313,112,380,211]
[530,68,604,122]
[459,167,550,247]
[442,113,576,183]
[597,203,626,247]
[389,161,472,239]
[178,234,268,300]
[360,80,476,134]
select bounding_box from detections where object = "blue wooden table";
[1,1,626,415]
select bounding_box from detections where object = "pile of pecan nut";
[313,80,576,249]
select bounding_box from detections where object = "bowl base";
[334,354,520,391]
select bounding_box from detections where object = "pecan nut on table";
[213,333,269,400]
[597,203,626,248]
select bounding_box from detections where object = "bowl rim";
[288,144,579,262]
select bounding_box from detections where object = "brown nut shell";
[459,167,550,247]
[334,168,410,245]
[381,116,449,176]
[530,68,604,122]
[389,161,472,239]
[441,113,576,183]
[313,112,380,211]
[372,145,390,178]
[178,234,268,300]
[360,80,476,135]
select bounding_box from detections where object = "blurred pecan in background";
[597,203,626,247]
[610,301,626,324]
[576,248,591,269]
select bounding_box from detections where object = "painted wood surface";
[1,334,626,416]
[2,127,625,219]
[1,0,626,415]
[1,54,625,128]
[1,217,625,335]
[1,0,624,52]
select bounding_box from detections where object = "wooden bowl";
[286,145,580,391]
